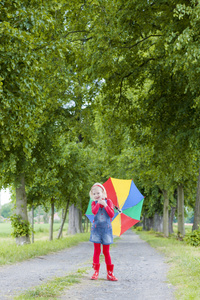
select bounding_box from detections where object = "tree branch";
[32,30,90,51]
[118,34,162,49]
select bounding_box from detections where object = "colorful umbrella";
[85,177,144,236]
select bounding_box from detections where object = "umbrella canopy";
[85,177,144,236]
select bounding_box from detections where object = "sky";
[0,189,11,205]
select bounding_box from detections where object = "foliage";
[1,0,200,233]
[184,207,194,224]
[134,226,143,231]
[0,0,75,241]
[0,0,68,185]
[10,214,32,238]
[1,202,12,218]
[0,0,99,239]
[70,0,200,224]
[184,230,200,247]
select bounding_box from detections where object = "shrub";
[135,226,143,231]
[10,214,32,238]
[184,229,200,247]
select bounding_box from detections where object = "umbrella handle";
[114,206,122,214]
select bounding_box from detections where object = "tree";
[193,168,200,230]
[3,0,200,242]
[0,0,73,244]
[65,0,200,236]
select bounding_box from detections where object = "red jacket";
[91,199,114,218]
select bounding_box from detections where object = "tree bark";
[49,199,54,241]
[86,217,89,232]
[153,213,163,232]
[68,204,83,234]
[57,200,70,239]
[142,214,153,231]
[177,184,185,237]
[43,211,49,223]
[31,205,34,243]
[38,205,41,224]
[193,168,200,231]
[15,173,30,245]
[169,206,176,234]
[0,190,1,217]
[162,189,169,237]
[142,213,163,232]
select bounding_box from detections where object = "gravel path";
[0,230,175,300]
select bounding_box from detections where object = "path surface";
[0,230,175,300]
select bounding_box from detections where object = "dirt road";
[0,230,175,299]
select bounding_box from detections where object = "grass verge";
[0,223,69,240]
[14,238,119,299]
[134,229,200,300]
[14,268,88,300]
[0,232,90,266]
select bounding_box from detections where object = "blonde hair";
[89,182,107,200]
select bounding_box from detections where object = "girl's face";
[91,187,103,201]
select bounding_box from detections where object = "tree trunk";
[83,216,86,232]
[143,215,153,231]
[162,189,169,237]
[43,211,49,223]
[153,213,163,232]
[169,206,176,234]
[86,217,89,232]
[193,168,200,231]
[177,184,185,237]
[38,205,41,223]
[0,190,1,217]
[142,213,163,232]
[15,173,30,245]
[61,209,64,238]
[31,205,34,243]
[68,204,83,234]
[57,200,70,239]
[49,199,54,241]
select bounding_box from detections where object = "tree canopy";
[1,0,200,240]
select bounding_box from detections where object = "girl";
[89,182,118,281]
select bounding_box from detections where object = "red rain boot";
[107,264,118,281]
[91,263,100,280]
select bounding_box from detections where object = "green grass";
[173,223,193,235]
[0,228,90,266]
[0,222,12,237]
[134,228,200,300]
[0,221,90,266]
[0,222,91,299]
[0,222,68,239]
[14,268,88,300]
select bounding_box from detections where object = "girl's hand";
[98,199,107,207]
